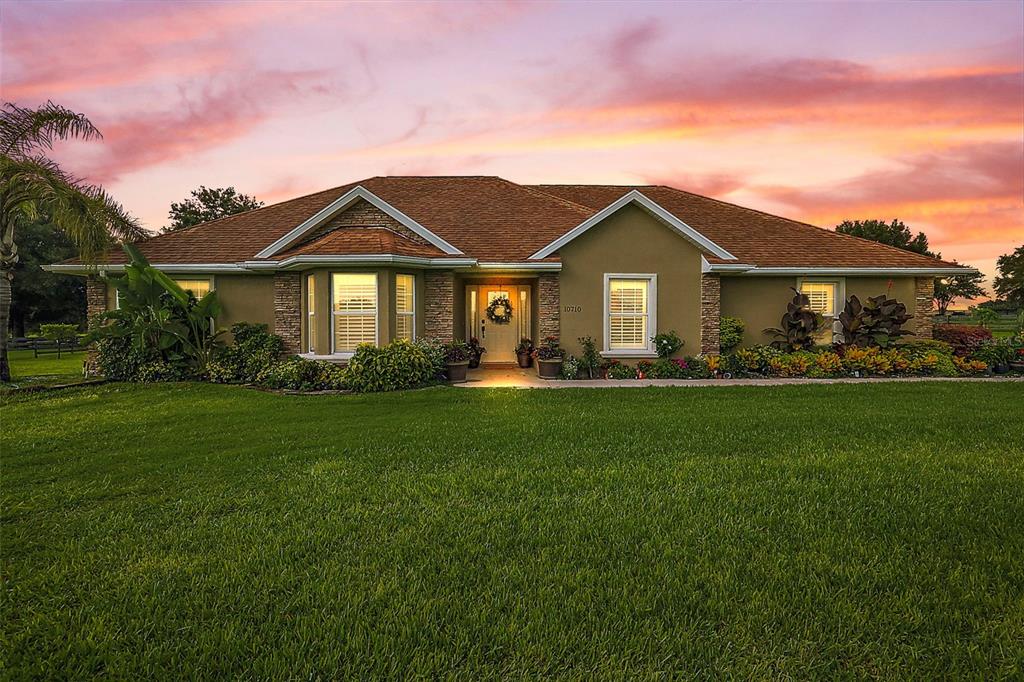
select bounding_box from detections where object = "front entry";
[466,285,532,363]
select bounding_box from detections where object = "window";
[332,273,377,353]
[395,274,415,341]
[306,274,316,354]
[605,275,656,353]
[799,279,841,341]
[174,279,211,298]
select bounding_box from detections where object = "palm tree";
[0,101,146,381]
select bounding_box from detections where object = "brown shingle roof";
[75,176,967,271]
[275,227,448,259]
[530,184,963,269]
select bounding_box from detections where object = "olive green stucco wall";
[558,204,703,358]
[215,275,275,332]
[721,275,920,347]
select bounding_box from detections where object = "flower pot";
[446,361,470,383]
[1009,361,1024,372]
[536,358,563,379]
[994,363,1010,374]
[468,354,481,369]
[516,351,532,368]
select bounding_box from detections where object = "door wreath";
[485,295,513,324]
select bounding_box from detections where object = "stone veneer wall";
[274,272,302,354]
[700,273,721,355]
[538,273,560,341]
[424,271,454,341]
[914,276,935,339]
[306,199,429,246]
[85,276,107,326]
[83,276,108,374]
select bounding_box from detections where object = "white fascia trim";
[44,263,250,274]
[701,256,755,273]
[241,255,477,270]
[731,266,979,276]
[254,185,464,259]
[530,189,736,261]
[474,262,562,271]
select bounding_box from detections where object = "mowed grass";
[2,382,1022,678]
[3,349,85,386]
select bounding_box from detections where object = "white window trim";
[797,276,845,342]
[330,272,379,358]
[306,274,316,354]
[395,273,416,342]
[602,273,658,358]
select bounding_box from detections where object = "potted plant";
[532,336,564,379]
[444,341,472,383]
[514,338,534,368]
[467,337,486,369]
[1012,345,1024,372]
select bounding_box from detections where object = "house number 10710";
[564,305,581,313]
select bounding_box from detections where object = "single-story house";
[49,176,974,363]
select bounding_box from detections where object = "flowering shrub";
[652,330,684,358]
[648,358,687,379]
[606,362,637,379]
[934,324,993,356]
[560,355,581,379]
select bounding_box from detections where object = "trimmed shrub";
[212,323,286,384]
[94,336,151,381]
[719,316,745,353]
[260,358,347,391]
[345,339,437,393]
[39,323,79,341]
[934,324,993,356]
[414,338,447,381]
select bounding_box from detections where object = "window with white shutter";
[332,273,377,353]
[605,275,656,352]
[395,274,415,341]
[799,280,840,341]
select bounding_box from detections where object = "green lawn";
[3,349,85,386]
[2,382,1022,678]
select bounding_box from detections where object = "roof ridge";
[652,185,958,267]
[504,180,595,216]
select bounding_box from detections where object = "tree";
[993,245,1024,309]
[0,100,145,382]
[164,186,262,232]
[835,219,937,257]
[933,269,986,316]
[8,219,85,336]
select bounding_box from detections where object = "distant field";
[2,349,85,386]
[934,314,1019,338]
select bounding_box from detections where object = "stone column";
[538,273,560,341]
[274,272,302,354]
[700,273,721,355]
[83,276,108,375]
[424,271,455,341]
[85,276,108,327]
[914,276,935,339]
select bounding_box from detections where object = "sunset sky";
[3,0,1022,297]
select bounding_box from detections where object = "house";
[49,176,973,363]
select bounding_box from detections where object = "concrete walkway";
[456,367,1024,389]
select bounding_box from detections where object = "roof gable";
[530,190,736,260]
[256,185,463,258]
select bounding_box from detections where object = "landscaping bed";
[2,381,1022,678]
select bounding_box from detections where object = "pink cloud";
[62,70,336,184]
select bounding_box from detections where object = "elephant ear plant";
[763,288,823,351]
[839,294,914,348]
[90,243,224,376]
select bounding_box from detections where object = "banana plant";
[91,244,224,374]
